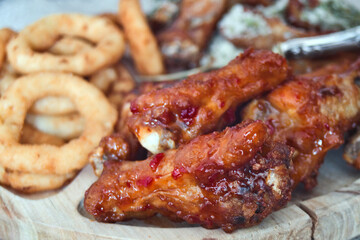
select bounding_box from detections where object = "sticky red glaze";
[223,108,236,124]
[149,153,165,171]
[137,176,154,187]
[179,105,198,126]
[130,101,139,114]
[243,59,360,189]
[98,133,131,161]
[317,85,341,97]
[128,49,289,150]
[171,166,187,180]
[219,101,225,108]
[155,109,176,125]
[84,121,293,232]
[265,119,275,135]
[195,163,225,185]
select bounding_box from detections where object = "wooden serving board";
[0,147,359,240]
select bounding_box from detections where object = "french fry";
[119,0,165,75]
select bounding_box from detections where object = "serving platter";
[1,147,359,240]
[0,1,360,239]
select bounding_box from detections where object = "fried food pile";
[1,0,360,234]
[85,51,360,232]
[0,14,132,192]
[84,0,360,233]
[129,49,289,153]
[243,58,360,189]
[85,120,293,233]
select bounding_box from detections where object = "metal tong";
[139,26,360,82]
[272,26,360,59]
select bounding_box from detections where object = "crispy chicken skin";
[344,130,360,169]
[90,91,140,176]
[89,82,175,176]
[129,49,289,154]
[84,120,293,232]
[157,0,227,70]
[243,59,360,189]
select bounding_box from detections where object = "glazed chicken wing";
[84,120,292,232]
[243,58,360,189]
[286,0,360,32]
[89,82,176,176]
[129,49,289,154]
[157,0,227,70]
[344,130,360,169]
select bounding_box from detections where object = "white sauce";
[138,127,175,154]
[140,0,179,16]
[219,4,272,39]
[260,0,289,19]
[200,35,243,69]
[300,0,359,31]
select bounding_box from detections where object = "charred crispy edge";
[344,132,360,169]
[84,120,293,233]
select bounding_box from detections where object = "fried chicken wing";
[84,120,292,232]
[344,130,360,169]
[89,93,138,176]
[243,58,360,189]
[157,0,227,71]
[286,0,318,31]
[129,49,289,154]
[219,4,313,50]
[89,81,178,176]
[286,0,360,32]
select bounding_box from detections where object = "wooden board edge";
[299,179,360,240]
[0,164,315,240]
[0,192,313,240]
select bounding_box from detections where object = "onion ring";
[0,72,117,175]
[89,66,119,93]
[0,164,76,193]
[29,37,93,115]
[119,0,165,75]
[0,66,78,116]
[3,124,71,194]
[0,30,18,96]
[98,13,122,28]
[28,96,77,115]
[89,62,135,94]
[0,62,18,96]
[0,28,16,71]
[26,113,85,140]
[7,14,125,75]
[48,36,93,56]
[110,63,136,93]
[21,124,65,146]
[29,37,91,115]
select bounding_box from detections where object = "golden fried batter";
[84,120,292,232]
[128,49,289,154]
[243,58,360,189]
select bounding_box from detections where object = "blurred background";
[1,0,360,71]
[0,0,119,30]
[0,0,359,30]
